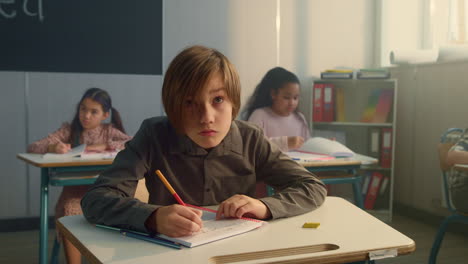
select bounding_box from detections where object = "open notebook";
[297,137,355,157]
[157,204,267,248]
[285,151,335,163]
[42,144,118,160]
[289,137,378,165]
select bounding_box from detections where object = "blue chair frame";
[429,128,468,264]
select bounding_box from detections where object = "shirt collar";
[168,121,243,156]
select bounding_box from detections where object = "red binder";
[312,83,324,122]
[313,83,324,122]
[373,89,393,123]
[364,172,384,210]
[380,128,393,168]
[323,83,335,121]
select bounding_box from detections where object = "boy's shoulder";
[234,119,263,136]
[138,116,172,134]
[142,116,169,125]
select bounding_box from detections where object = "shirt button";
[205,188,210,192]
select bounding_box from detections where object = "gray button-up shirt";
[82,117,326,232]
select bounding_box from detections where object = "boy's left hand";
[216,194,272,220]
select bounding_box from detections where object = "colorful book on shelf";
[324,69,354,73]
[312,83,324,122]
[323,83,335,122]
[380,128,393,168]
[157,204,266,248]
[364,171,384,210]
[361,89,381,122]
[361,171,372,196]
[373,89,394,123]
[320,71,353,79]
[335,87,345,122]
[368,128,381,159]
[357,68,390,79]
[374,175,390,209]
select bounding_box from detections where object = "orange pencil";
[155,170,186,206]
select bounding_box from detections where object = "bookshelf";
[306,79,397,222]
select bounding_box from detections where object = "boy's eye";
[213,96,224,104]
[92,110,98,115]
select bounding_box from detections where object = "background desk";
[16,153,113,264]
[268,158,365,208]
[57,197,415,264]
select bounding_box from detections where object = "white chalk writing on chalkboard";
[0,0,44,21]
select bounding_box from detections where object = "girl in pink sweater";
[28,87,131,264]
[243,67,310,152]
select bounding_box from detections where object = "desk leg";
[40,168,49,264]
[352,175,364,209]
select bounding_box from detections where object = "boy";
[81,45,326,237]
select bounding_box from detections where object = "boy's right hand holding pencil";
[145,205,203,237]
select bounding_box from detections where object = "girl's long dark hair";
[241,67,300,120]
[69,87,125,146]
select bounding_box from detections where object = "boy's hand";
[216,194,272,220]
[145,205,203,237]
[288,136,304,150]
[51,142,71,153]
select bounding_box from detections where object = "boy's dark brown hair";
[162,45,241,133]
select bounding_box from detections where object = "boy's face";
[270,82,300,116]
[182,73,233,149]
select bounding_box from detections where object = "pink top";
[27,122,132,154]
[248,107,310,152]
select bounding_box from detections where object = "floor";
[1,213,467,264]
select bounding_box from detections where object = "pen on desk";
[120,230,182,250]
[96,224,182,250]
[155,169,186,206]
[292,158,300,161]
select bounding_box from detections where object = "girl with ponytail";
[28,87,131,264]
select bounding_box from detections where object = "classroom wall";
[1,0,373,220]
[390,61,468,216]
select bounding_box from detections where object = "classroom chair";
[429,128,468,264]
[50,178,149,264]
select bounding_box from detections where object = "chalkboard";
[0,0,162,75]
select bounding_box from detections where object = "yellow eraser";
[302,222,320,228]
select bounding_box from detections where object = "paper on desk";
[42,144,118,160]
[298,137,355,158]
[352,153,378,165]
[158,205,267,247]
[43,144,86,160]
[285,151,335,162]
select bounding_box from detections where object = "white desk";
[291,157,367,209]
[17,153,114,264]
[57,197,415,264]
